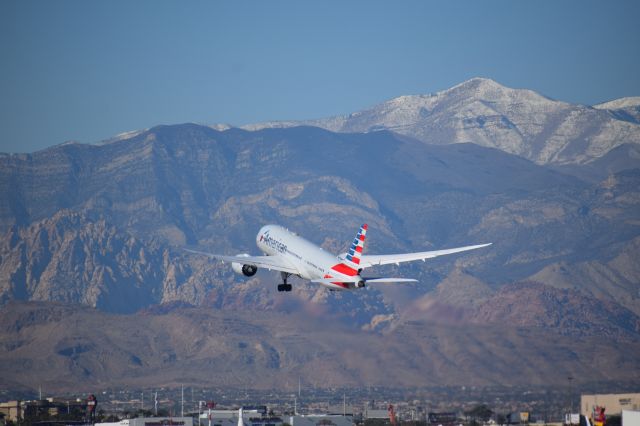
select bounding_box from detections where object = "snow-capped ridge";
[99,129,148,145]
[208,123,235,131]
[88,78,639,167]
[241,120,302,131]
[236,77,640,165]
[594,97,640,110]
[448,76,504,93]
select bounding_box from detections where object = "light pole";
[568,376,574,423]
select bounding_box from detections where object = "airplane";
[185,224,491,292]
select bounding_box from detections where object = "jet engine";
[231,254,258,277]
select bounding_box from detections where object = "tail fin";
[345,223,367,266]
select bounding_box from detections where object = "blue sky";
[1,1,639,153]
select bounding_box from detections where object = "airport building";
[198,408,353,426]
[0,398,88,422]
[97,417,193,426]
[288,414,353,426]
[0,401,21,423]
[364,409,388,419]
[199,416,281,426]
[199,407,274,426]
[581,393,640,418]
[622,410,640,426]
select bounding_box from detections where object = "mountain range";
[0,78,639,392]
[243,78,640,165]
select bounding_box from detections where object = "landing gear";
[277,272,293,292]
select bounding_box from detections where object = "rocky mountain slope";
[0,124,637,312]
[1,79,639,390]
[1,124,639,324]
[2,302,639,392]
[244,78,640,165]
[0,210,215,313]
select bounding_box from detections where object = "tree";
[465,405,494,423]
[135,409,154,417]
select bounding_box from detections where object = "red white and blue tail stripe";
[325,224,368,283]
[317,223,423,290]
[345,223,367,266]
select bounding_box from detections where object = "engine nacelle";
[231,253,258,277]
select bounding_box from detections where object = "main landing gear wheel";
[277,272,293,292]
[277,283,292,292]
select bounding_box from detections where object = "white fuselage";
[256,224,361,289]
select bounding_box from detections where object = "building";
[97,417,193,426]
[288,415,353,426]
[0,401,21,423]
[1,398,88,422]
[198,408,280,426]
[427,412,457,426]
[581,394,640,418]
[364,410,388,420]
[622,411,640,426]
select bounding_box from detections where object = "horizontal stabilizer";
[310,277,418,287]
[310,279,352,291]
[364,277,418,284]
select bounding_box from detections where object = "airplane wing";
[183,248,299,274]
[359,243,492,268]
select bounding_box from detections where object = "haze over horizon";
[1,0,640,153]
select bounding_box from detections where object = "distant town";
[1,386,639,426]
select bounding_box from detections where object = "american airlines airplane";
[186,224,491,292]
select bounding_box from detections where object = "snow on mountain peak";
[208,123,234,131]
[594,97,640,110]
[451,76,502,91]
[99,129,147,145]
[238,78,640,165]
